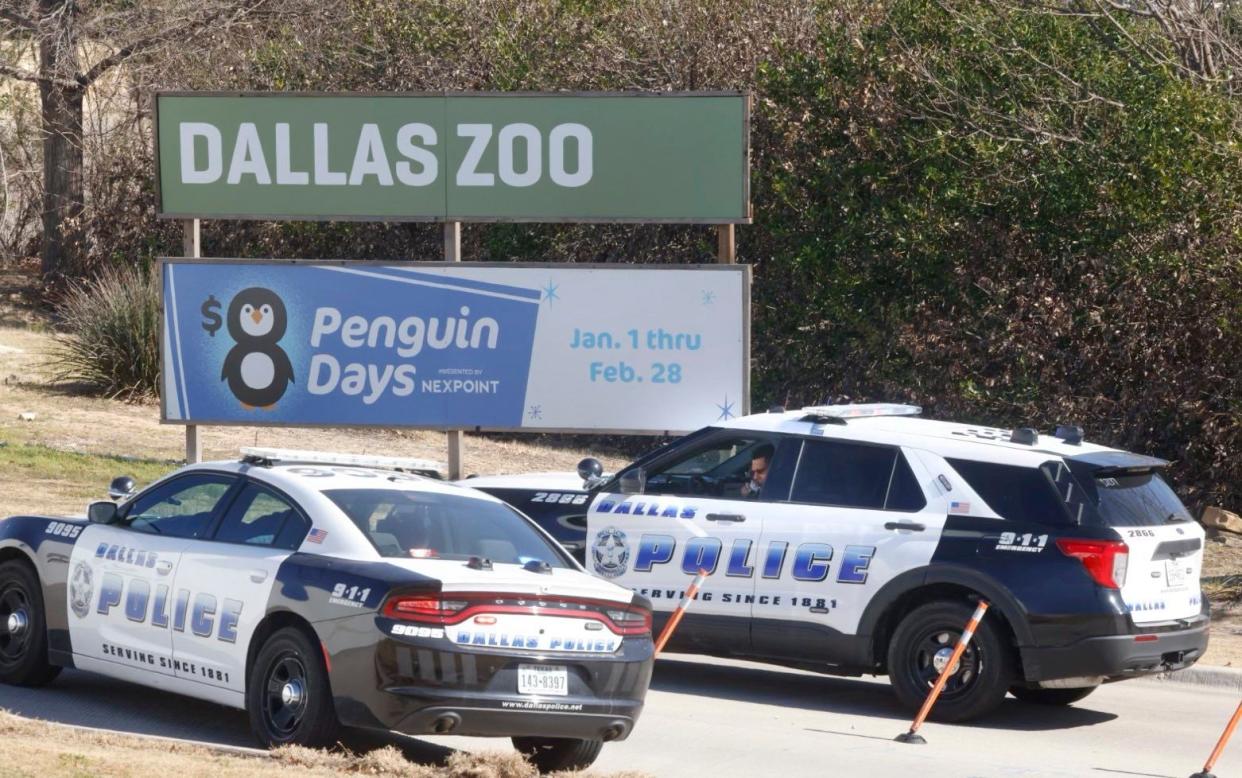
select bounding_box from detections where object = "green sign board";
[155,92,750,222]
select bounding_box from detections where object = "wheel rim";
[0,582,33,668]
[907,626,983,699]
[261,652,309,739]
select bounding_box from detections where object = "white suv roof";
[718,403,1129,467]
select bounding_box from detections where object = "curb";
[51,720,272,759]
[1149,665,1242,693]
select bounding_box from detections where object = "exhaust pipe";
[601,721,627,742]
[432,713,461,734]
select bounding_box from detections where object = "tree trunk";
[38,5,85,281]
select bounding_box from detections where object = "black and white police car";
[0,448,653,771]
[471,404,1209,721]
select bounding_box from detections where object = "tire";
[512,736,604,772]
[887,600,1013,722]
[0,559,61,687]
[246,626,339,748]
[1009,684,1098,706]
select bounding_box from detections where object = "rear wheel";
[0,559,60,687]
[887,600,1013,722]
[512,736,603,773]
[1009,685,1098,706]
[246,627,338,748]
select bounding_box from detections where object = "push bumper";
[1019,615,1209,683]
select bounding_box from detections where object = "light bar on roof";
[240,447,444,474]
[799,403,923,419]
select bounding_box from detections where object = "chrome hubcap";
[932,646,958,675]
[6,610,27,636]
[280,679,304,707]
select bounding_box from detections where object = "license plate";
[1165,560,1188,587]
[518,664,568,696]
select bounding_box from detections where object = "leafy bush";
[51,263,161,399]
[754,0,1242,512]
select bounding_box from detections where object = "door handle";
[249,569,269,584]
[885,521,926,532]
[155,560,174,576]
[706,513,746,523]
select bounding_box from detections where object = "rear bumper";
[1019,615,1209,683]
[322,615,653,741]
[377,687,644,740]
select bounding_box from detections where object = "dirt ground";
[0,709,639,778]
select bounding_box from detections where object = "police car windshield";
[324,489,571,567]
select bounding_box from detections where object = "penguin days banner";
[160,260,749,432]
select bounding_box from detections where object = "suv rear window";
[324,488,570,567]
[1064,464,1193,527]
[946,459,1072,525]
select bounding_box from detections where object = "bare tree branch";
[0,6,37,32]
[0,60,78,88]
[77,1,269,86]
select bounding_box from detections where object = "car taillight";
[604,607,653,636]
[381,592,652,636]
[382,595,469,623]
[1056,538,1129,589]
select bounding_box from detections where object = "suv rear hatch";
[1063,453,1204,625]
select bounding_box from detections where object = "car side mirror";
[619,467,646,495]
[87,500,120,525]
[108,475,135,501]
[577,457,606,490]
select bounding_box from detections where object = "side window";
[644,435,779,500]
[946,458,1072,525]
[123,474,236,538]
[213,484,303,548]
[789,439,900,510]
[886,452,927,512]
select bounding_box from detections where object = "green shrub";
[51,263,161,399]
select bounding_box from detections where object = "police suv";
[482,404,1210,721]
[0,449,653,771]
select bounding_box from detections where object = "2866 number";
[531,492,589,505]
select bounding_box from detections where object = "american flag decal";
[950,501,971,513]
[307,528,328,544]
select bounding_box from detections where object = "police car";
[0,448,653,771]
[476,404,1209,721]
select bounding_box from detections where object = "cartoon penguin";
[221,287,294,409]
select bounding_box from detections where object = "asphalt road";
[2,654,1238,777]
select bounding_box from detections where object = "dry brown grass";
[0,710,646,778]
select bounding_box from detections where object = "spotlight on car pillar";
[108,475,135,501]
[577,458,604,481]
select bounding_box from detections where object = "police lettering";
[632,535,877,583]
[97,572,242,642]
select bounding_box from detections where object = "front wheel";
[1009,685,1098,706]
[887,600,1013,722]
[512,736,603,773]
[0,559,60,687]
[246,627,339,748]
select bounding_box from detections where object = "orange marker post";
[1190,699,1242,778]
[895,600,990,744]
[654,569,709,656]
